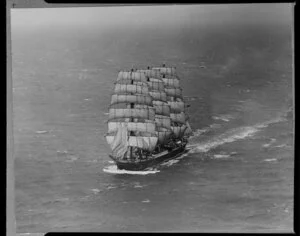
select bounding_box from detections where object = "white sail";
[114,84,149,95]
[168,101,185,113]
[111,94,152,106]
[152,100,166,105]
[117,71,147,81]
[171,124,187,138]
[164,88,182,98]
[155,115,171,129]
[156,128,172,144]
[149,91,167,102]
[134,104,152,109]
[128,136,158,151]
[108,122,156,134]
[137,69,162,78]
[107,123,128,158]
[162,78,180,88]
[149,77,163,83]
[109,108,155,120]
[170,112,186,124]
[153,103,170,116]
[147,81,165,91]
[115,79,148,87]
[184,121,193,136]
[106,135,157,151]
[152,67,176,76]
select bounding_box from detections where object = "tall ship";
[105,64,192,171]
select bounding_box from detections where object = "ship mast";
[105,68,158,161]
[130,68,134,161]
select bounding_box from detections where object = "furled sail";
[108,108,155,121]
[115,79,148,87]
[117,71,147,81]
[108,121,156,134]
[137,69,162,78]
[114,84,149,95]
[107,123,128,159]
[111,94,152,106]
[152,67,177,76]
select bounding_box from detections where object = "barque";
[105,64,192,171]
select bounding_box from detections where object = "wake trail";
[187,116,287,154]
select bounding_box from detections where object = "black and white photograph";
[10,3,294,234]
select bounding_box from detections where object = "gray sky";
[11,4,293,30]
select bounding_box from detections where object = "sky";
[10,4,293,31]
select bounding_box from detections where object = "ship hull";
[109,144,188,171]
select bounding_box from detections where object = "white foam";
[160,159,180,167]
[213,154,231,159]
[142,199,150,203]
[212,114,234,122]
[274,144,289,148]
[35,130,48,134]
[133,184,143,188]
[55,197,69,202]
[103,165,160,175]
[213,116,230,122]
[106,186,117,190]
[262,143,271,148]
[90,188,100,194]
[192,128,209,136]
[262,138,276,148]
[263,158,277,162]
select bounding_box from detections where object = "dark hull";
[109,144,188,171]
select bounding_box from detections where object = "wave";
[103,165,160,175]
[188,123,222,144]
[212,114,234,122]
[262,138,277,148]
[213,154,231,159]
[142,199,151,203]
[188,116,287,154]
[160,159,180,167]
[90,188,101,194]
[263,158,278,162]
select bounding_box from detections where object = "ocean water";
[12,22,293,233]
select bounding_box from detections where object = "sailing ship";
[105,64,193,171]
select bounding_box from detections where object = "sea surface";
[12,21,293,233]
